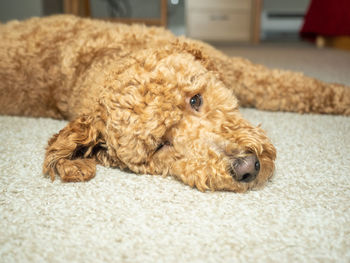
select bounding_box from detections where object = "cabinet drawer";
[187,0,251,11]
[187,10,251,41]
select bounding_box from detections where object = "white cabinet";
[186,0,261,42]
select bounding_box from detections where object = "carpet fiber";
[1,43,350,262]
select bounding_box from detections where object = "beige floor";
[1,43,350,263]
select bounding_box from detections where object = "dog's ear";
[174,38,219,71]
[176,40,205,61]
[43,114,109,182]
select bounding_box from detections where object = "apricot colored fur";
[1,16,349,192]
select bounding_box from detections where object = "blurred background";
[0,0,349,50]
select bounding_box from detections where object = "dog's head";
[44,49,276,192]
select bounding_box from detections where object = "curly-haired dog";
[1,16,349,192]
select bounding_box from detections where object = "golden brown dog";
[1,15,349,192]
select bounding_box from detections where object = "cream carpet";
[1,43,350,262]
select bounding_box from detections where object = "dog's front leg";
[43,114,107,182]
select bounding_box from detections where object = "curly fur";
[0,15,349,192]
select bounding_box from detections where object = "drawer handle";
[209,14,229,21]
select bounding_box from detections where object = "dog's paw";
[44,158,96,182]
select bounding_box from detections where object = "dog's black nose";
[231,155,260,183]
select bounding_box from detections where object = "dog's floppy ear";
[43,114,108,182]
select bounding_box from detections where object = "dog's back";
[0,15,175,119]
[0,16,75,118]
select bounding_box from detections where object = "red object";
[300,0,350,39]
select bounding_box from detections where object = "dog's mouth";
[154,140,172,153]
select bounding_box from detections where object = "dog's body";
[1,15,349,192]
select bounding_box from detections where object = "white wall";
[90,0,160,18]
[0,0,43,22]
[263,0,310,13]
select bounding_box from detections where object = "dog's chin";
[225,175,272,193]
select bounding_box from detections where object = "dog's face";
[98,51,276,192]
[44,50,275,192]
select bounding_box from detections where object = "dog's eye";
[189,94,202,111]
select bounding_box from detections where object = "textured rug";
[1,44,350,262]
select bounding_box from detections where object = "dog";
[1,15,349,192]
